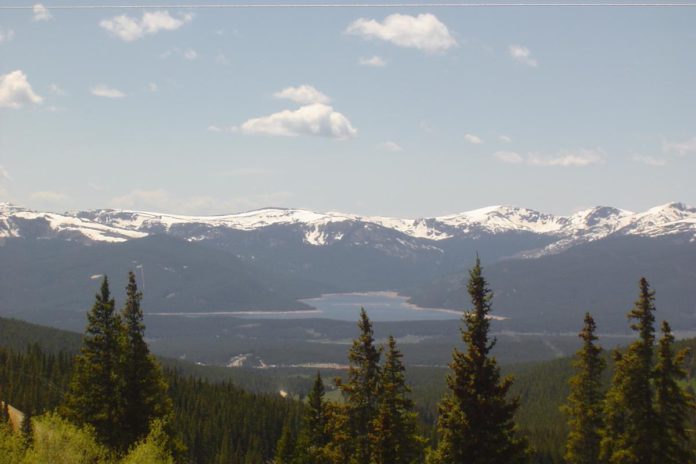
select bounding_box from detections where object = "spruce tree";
[63,276,125,450]
[295,371,330,464]
[338,308,381,464]
[654,321,696,464]
[600,277,659,464]
[431,257,529,464]
[120,271,173,448]
[562,312,605,464]
[371,335,423,464]
[275,420,296,464]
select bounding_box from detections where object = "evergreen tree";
[275,420,296,464]
[295,371,331,464]
[120,271,173,448]
[63,276,125,450]
[653,321,696,464]
[431,257,529,464]
[371,335,424,464]
[600,277,659,464]
[337,308,381,464]
[562,313,605,464]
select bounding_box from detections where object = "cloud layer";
[346,13,456,53]
[0,70,43,109]
[494,149,606,167]
[100,11,192,42]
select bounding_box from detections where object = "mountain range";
[1,202,695,333]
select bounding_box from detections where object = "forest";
[1,263,695,464]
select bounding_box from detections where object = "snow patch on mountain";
[2,202,696,255]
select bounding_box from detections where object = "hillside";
[0,235,332,329]
[3,202,696,333]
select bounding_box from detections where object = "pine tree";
[275,419,296,464]
[562,312,605,464]
[431,257,529,464]
[600,277,659,464]
[63,276,125,450]
[120,271,173,448]
[337,308,381,464]
[371,335,424,464]
[295,371,331,464]
[653,321,696,464]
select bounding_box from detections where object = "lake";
[151,292,463,322]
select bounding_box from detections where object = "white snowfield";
[1,201,695,250]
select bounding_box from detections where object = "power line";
[2,2,696,10]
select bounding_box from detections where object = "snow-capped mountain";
[2,202,696,332]
[2,202,695,252]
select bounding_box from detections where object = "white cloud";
[464,134,483,144]
[100,11,192,42]
[493,150,524,164]
[663,137,696,156]
[274,85,331,105]
[30,191,69,203]
[32,4,52,21]
[183,48,198,60]
[0,28,15,44]
[0,70,43,109]
[498,135,512,143]
[90,84,125,99]
[346,13,456,53]
[509,45,538,67]
[494,148,606,167]
[359,56,386,67]
[379,141,403,152]
[527,149,605,166]
[238,103,357,140]
[147,82,159,92]
[633,154,667,167]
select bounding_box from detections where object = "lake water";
[151,292,463,322]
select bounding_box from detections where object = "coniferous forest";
[1,261,695,464]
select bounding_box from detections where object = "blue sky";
[1,2,695,217]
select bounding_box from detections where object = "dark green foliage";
[120,271,173,447]
[63,276,125,450]
[168,373,302,464]
[0,317,82,354]
[371,335,423,464]
[337,308,381,463]
[294,372,331,464]
[600,278,659,464]
[275,420,296,464]
[654,321,696,464]
[431,257,529,464]
[562,313,605,464]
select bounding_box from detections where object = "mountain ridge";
[2,202,695,254]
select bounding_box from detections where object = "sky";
[1,1,695,218]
